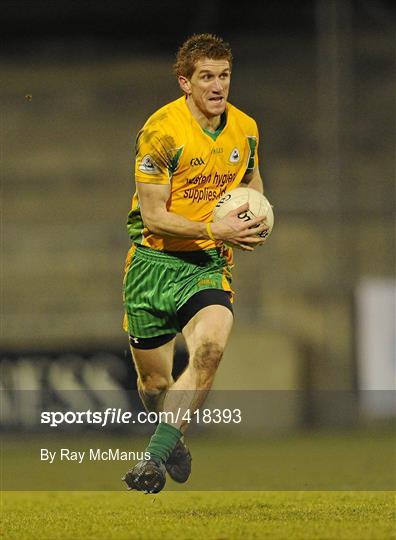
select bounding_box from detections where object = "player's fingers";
[237,235,264,245]
[247,214,268,227]
[237,215,266,232]
[240,224,268,238]
[227,239,255,251]
[249,222,269,234]
[236,243,255,251]
[228,202,249,216]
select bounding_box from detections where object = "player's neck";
[185,96,223,133]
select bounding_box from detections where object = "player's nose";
[212,77,223,92]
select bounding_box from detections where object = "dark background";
[2,1,394,56]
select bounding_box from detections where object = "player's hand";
[211,202,269,252]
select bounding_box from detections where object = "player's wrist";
[205,222,216,241]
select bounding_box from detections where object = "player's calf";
[192,341,224,388]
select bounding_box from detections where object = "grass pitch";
[2,427,395,538]
[2,491,394,540]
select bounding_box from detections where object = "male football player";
[122,34,267,493]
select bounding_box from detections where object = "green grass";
[2,491,395,540]
[2,428,395,538]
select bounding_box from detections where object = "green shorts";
[123,245,233,339]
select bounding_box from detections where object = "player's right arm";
[136,182,267,251]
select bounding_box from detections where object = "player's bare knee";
[139,373,171,396]
[192,341,224,377]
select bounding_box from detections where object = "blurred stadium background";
[1,0,395,492]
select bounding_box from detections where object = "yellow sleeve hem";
[135,175,171,185]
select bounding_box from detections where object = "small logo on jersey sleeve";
[138,154,161,174]
[229,148,241,163]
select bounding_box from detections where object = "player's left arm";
[240,166,264,194]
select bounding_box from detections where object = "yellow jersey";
[127,95,259,252]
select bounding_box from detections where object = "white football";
[213,187,274,242]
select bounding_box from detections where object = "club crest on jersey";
[229,148,241,163]
[139,154,160,174]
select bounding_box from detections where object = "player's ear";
[178,75,191,95]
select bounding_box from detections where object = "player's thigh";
[130,337,176,383]
[182,304,234,357]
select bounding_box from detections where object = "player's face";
[187,58,231,118]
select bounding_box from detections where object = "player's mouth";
[209,97,223,102]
